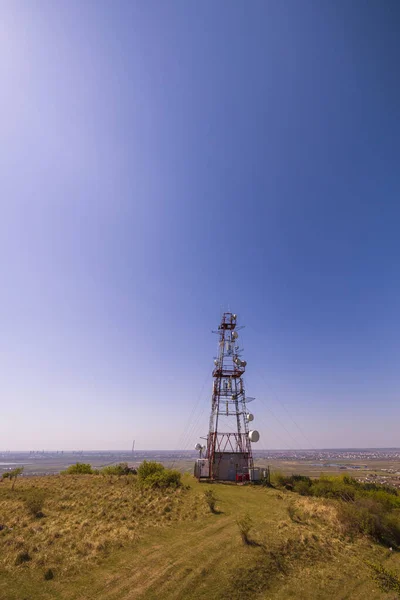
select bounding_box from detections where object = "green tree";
[7,467,24,490]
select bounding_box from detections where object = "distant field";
[256,457,400,479]
[0,451,187,476]
[2,449,400,479]
[1,471,400,599]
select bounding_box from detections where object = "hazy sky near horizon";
[1,1,399,451]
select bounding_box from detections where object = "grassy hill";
[1,470,400,599]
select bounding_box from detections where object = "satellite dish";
[249,430,260,443]
[246,413,254,422]
[195,443,202,451]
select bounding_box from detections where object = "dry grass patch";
[292,495,342,529]
[0,474,205,578]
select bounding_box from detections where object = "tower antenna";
[194,312,260,481]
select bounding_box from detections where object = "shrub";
[286,473,400,549]
[272,473,312,492]
[293,479,312,496]
[25,489,46,517]
[62,463,93,475]
[204,489,217,513]
[291,475,312,483]
[101,463,136,476]
[271,471,291,487]
[368,562,400,595]
[143,469,181,489]
[137,461,164,479]
[288,504,303,523]
[236,513,253,545]
[363,489,400,510]
[343,475,398,496]
[15,550,31,565]
[137,461,181,489]
[337,498,400,548]
[311,476,356,501]
[44,568,54,580]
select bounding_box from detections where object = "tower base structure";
[194,454,260,482]
[212,451,250,481]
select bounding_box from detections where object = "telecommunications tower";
[195,312,260,481]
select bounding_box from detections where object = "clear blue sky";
[1,1,399,450]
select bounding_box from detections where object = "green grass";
[1,474,400,599]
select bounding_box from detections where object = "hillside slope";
[1,475,399,599]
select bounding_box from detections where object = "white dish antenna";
[248,430,260,443]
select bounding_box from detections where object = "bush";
[137,461,181,489]
[236,513,253,545]
[293,479,312,496]
[15,551,31,565]
[44,568,54,580]
[62,463,94,475]
[142,469,182,489]
[204,489,217,513]
[271,471,291,487]
[25,489,46,517]
[310,476,356,501]
[137,461,164,479]
[101,463,136,476]
[271,472,312,492]
[284,473,400,549]
[287,503,304,523]
[338,498,400,548]
[368,562,400,595]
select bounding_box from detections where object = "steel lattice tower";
[195,312,259,481]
